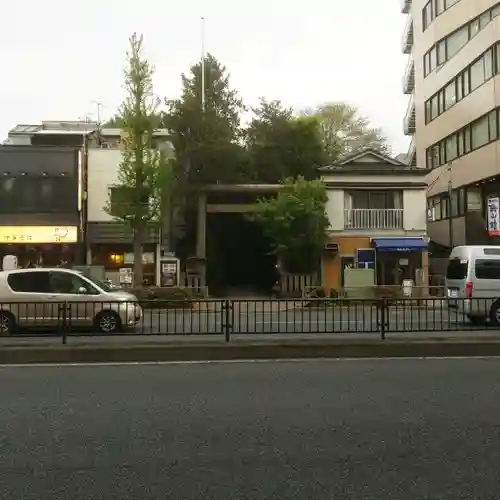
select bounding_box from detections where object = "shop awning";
[372,237,426,252]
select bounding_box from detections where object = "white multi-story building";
[402,0,500,247]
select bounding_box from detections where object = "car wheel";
[0,312,16,336]
[489,301,500,327]
[95,311,122,334]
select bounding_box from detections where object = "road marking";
[2,356,500,368]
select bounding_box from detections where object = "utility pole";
[447,162,454,250]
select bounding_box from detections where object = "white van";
[445,245,500,325]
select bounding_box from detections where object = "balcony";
[402,15,413,54]
[403,95,416,135]
[402,56,415,94]
[401,0,411,13]
[407,135,417,167]
[344,209,404,230]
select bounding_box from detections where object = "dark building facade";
[0,146,82,267]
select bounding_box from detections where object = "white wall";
[402,190,427,231]
[325,189,344,230]
[87,149,121,222]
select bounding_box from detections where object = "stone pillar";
[421,250,430,297]
[196,194,207,287]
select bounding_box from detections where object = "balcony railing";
[344,209,404,230]
[403,94,416,135]
[402,15,413,54]
[401,0,412,13]
[407,136,416,167]
[402,56,415,94]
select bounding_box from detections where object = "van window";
[474,260,500,279]
[446,258,468,279]
[7,271,50,293]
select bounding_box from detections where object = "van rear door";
[446,257,468,299]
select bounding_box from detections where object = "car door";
[48,271,100,327]
[6,271,53,327]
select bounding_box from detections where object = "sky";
[0,0,410,154]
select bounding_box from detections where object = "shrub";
[131,286,194,309]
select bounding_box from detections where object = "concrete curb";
[2,340,500,364]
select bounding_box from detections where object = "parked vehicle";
[0,268,141,335]
[445,245,500,325]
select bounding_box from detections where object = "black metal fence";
[0,297,498,344]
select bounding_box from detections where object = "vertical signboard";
[487,197,500,236]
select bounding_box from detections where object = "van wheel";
[95,311,122,334]
[489,301,500,326]
[0,312,16,336]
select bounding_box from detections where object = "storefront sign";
[487,198,500,236]
[0,226,78,243]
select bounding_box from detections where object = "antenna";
[201,17,205,112]
[92,101,103,125]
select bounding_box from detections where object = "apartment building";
[402,0,500,247]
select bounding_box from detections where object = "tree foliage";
[302,102,390,162]
[104,33,170,285]
[247,176,329,273]
[245,99,327,183]
[164,54,248,185]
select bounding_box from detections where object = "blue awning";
[372,237,426,252]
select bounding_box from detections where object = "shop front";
[322,236,428,291]
[0,225,79,268]
[371,237,427,286]
[87,222,160,286]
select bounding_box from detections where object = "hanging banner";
[487,197,500,236]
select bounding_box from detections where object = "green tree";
[246,98,327,183]
[302,102,390,161]
[247,176,329,273]
[164,54,248,185]
[105,33,170,286]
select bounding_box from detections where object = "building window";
[445,135,458,161]
[444,81,457,110]
[422,1,432,30]
[489,111,499,141]
[423,0,462,31]
[469,17,480,38]
[469,57,485,91]
[446,25,469,59]
[426,108,500,169]
[423,3,500,77]
[484,49,493,80]
[424,42,499,124]
[437,40,446,65]
[471,115,490,149]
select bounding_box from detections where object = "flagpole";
[201,16,206,112]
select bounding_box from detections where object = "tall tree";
[105,33,169,286]
[302,102,390,161]
[164,54,248,185]
[247,176,329,273]
[246,98,327,183]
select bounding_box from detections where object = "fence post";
[223,299,232,342]
[61,301,68,345]
[378,298,387,340]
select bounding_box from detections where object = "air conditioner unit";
[324,242,339,252]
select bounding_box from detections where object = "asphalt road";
[1,359,500,499]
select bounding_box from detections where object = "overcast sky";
[0,0,409,154]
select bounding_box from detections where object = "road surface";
[1,359,499,499]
